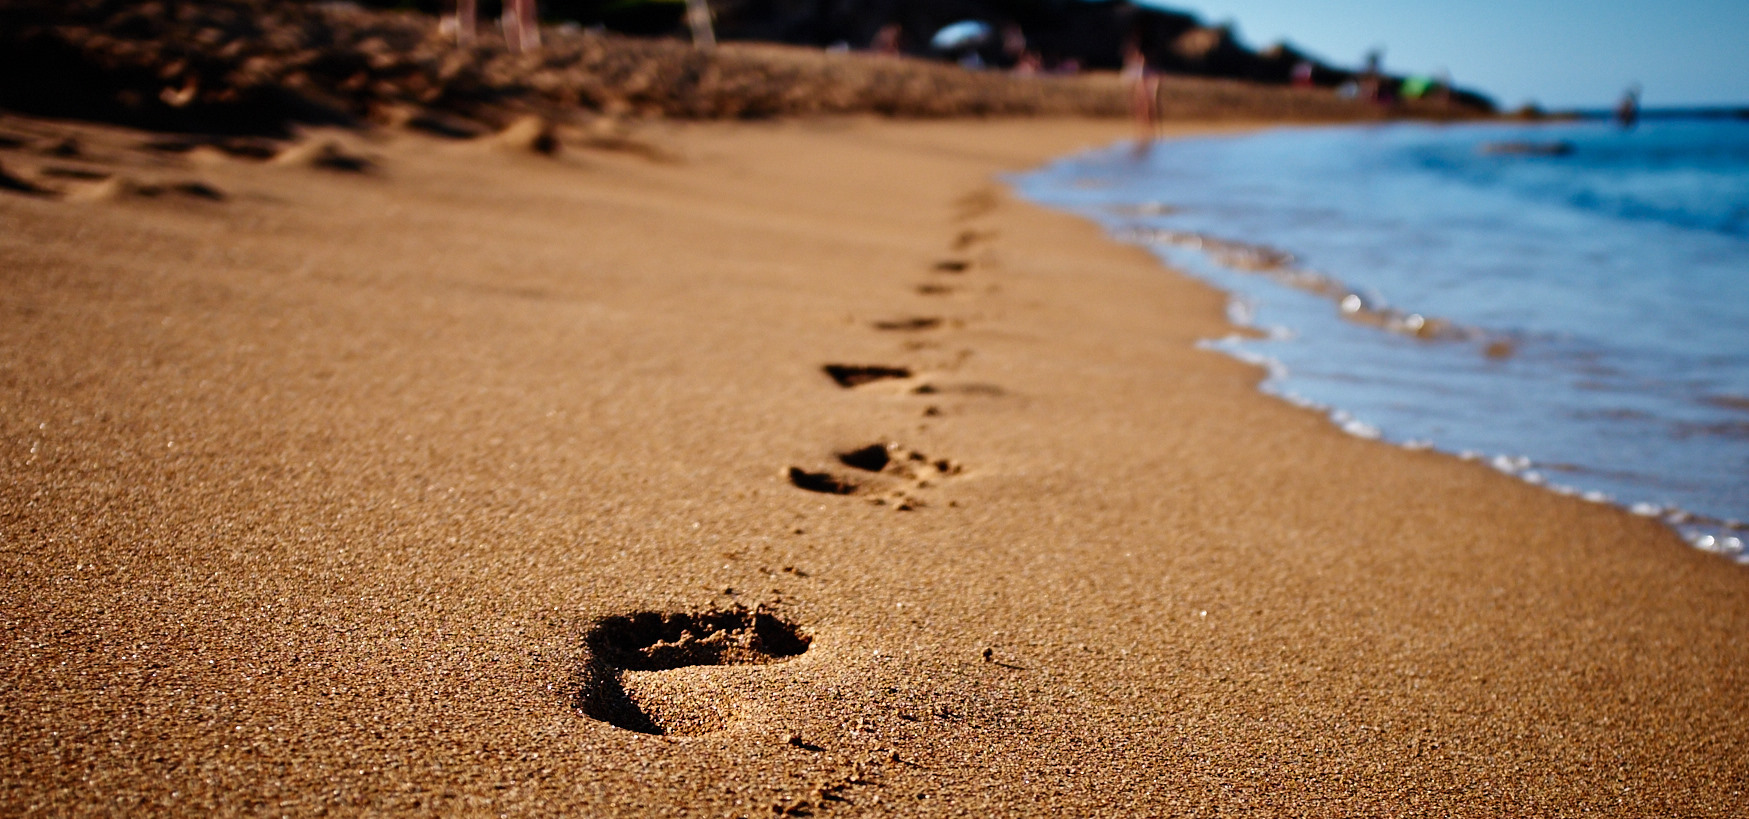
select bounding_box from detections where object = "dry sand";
[2,112,1747,816]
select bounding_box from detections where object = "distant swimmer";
[1616,84,1641,129]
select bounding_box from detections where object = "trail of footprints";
[573,189,1012,780]
[9,119,1010,807]
[10,117,1010,779]
[0,113,614,207]
[790,192,1006,511]
[0,123,386,206]
[565,190,1015,819]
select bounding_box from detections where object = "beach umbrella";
[930,20,992,52]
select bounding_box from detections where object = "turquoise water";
[1013,117,1749,560]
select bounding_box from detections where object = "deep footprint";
[792,443,964,510]
[836,443,892,472]
[787,466,862,495]
[837,442,962,483]
[576,607,811,735]
[0,161,53,197]
[822,363,912,388]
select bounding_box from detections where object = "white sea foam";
[1017,120,1749,562]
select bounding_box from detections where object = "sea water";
[1012,117,1749,560]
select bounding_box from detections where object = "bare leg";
[1127,74,1160,156]
[1144,75,1160,134]
[1120,43,1157,151]
[523,0,542,51]
[505,0,539,53]
[685,0,716,51]
[453,0,477,46]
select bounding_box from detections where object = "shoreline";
[4,112,1747,814]
[1008,121,1749,561]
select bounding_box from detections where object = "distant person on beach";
[1360,48,1383,102]
[1291,60,1314,88]
[446,0,540,53]
[1118,7,1168,150]
[1617,84,1641,129]
[1000,23,1028,69]
[1122,39,1160,149]
[870,23,902,56]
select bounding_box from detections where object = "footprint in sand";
[42,137,82,158]
[402,111,491,140]
[37,166,112,181]
[64,176,227,203]
[953,187,998,221]
[821,362,1001,399]
[0,160,55,197]
[141,135,282,160]
[786,467,862,496]
[787,442,964,510]
[934,245,1000,280]
[951,228,999,251]
[483,115,561,157]
[575,606,811,736]
[465,115,680,163]
[822,363,912,388]
[140,133,373,173]
[2,143,227,202]
[871,316,950,332]
[273,140,376,173]
[909,382,1006,398]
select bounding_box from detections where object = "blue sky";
[1133,0,1749,110]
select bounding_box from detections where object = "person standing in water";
[1122,37,1160,150]
[1616,84,1641,129]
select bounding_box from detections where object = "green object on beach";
[1402,75,1434,99]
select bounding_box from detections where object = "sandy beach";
[3,108,1747,816]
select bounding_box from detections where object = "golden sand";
[2,112,1746,815]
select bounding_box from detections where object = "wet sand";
[3,113,1746,815]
